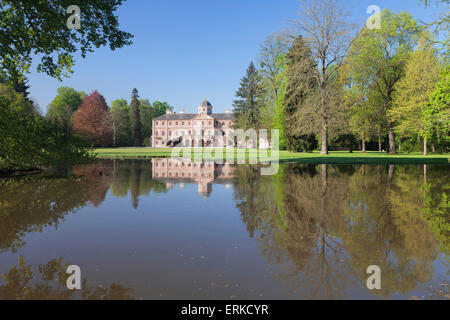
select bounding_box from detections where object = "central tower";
[198,97,213,115]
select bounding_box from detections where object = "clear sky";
[27,0,444,114]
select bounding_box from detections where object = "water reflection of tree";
[233,164,355,299]
[343,165,442,298]
[0,255,133,300]
[0,160,167,253]
[0,175,93,253]
[233,163,448,299]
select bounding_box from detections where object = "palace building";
[151,98,235,147]
[152,158,234,200]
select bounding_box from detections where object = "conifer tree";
[284,35,318,152]
[232,62,265,130]
[130,88,143,146]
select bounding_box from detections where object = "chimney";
[225,109,231,114]
[180,109,185,114]
[166,109,173,114]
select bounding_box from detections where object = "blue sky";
[27,0,444,114]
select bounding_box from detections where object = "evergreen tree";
[232,62,265,130]
[130,88,143,146]
[284,35,318,152]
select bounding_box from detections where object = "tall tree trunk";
[432,143,436,153]
[424,138,428,156]
[362,131,366,153]
[424,164,427,184]
[320,88,328,155]
[113,121,116,148]
[378,130,382,152]
[387,123,396,155]
[321,119,328,155]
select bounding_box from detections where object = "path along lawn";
[94,148,450,165]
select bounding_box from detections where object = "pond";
[0,159,448,300]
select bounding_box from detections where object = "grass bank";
[94,148,450,165]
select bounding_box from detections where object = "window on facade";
[209,121,212,126]
[176,122,178,125]
[169,121,172,125]
[182,122,184,125]
[155,121,158,126]
[155,131,158,136]
[168,131,171,136]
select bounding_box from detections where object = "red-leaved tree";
[73,91,112,146]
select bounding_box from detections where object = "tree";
[233,62,265,130]
[73,91,112,147]
[110,99,131,147]
[129,89,143,146]
[347,10,423,154]
[139,99,153,146]
[0,84,36,116]
[0,95,92,169]
[284,35,319,152]
[390,34,442,155]
[422,65,450,152]
[420,0,449,53]
[47,87,85,134]
[0,0,133,85]
[259,34,290,148]
[152,101,173,116]
[293,0,355,154]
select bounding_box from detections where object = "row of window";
[155,130,227,137]
[155,120,232,126]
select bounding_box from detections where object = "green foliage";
[0,96,93,169]
[129,89,143,146]
[284,35,318,152]
[422,65,450,150]
[139,99,153,146]
[347,10,424,154]
[233,62,265,130]
[110,99,132,147]
[0,84,36,116]
[0,0,133,84]
[46,87,85,134]
[390,34,442,142]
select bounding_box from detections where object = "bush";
[0,96,94,169]
[286,134,318,152]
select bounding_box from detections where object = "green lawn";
[94,148,450,164]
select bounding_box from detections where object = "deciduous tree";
[390,34,442,155]
[73,91,112,147]
[292,0,355,154]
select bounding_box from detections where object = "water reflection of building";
[152,159,234,199]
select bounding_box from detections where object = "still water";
[0,159,448,300]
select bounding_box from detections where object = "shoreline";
[93,148,450,165]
